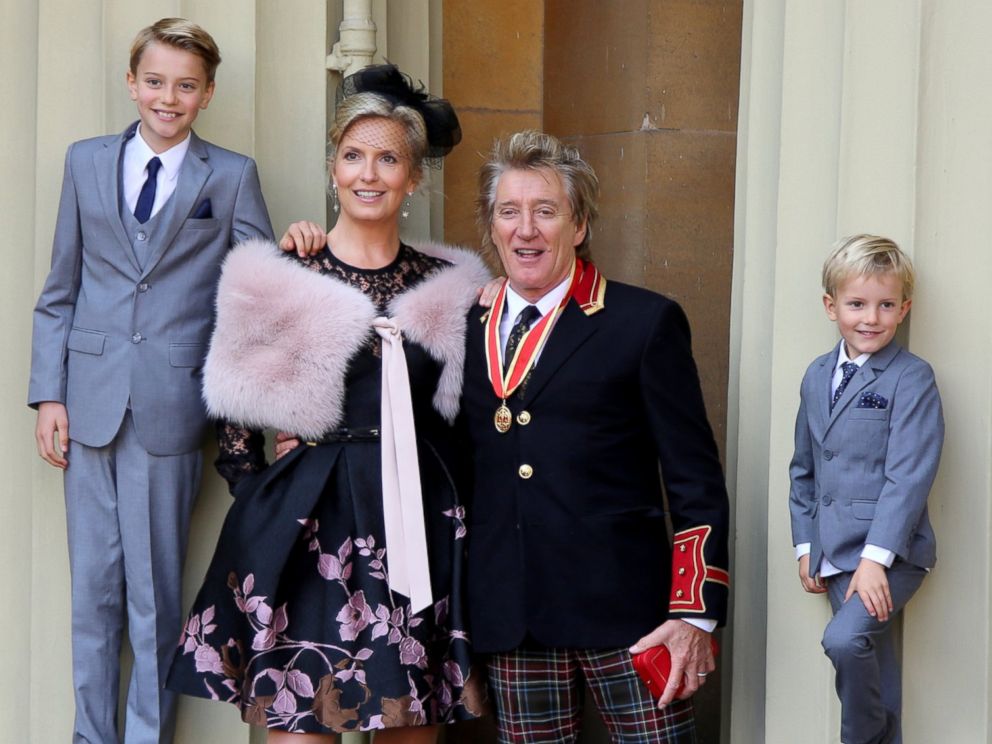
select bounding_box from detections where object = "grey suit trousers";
[822,561,926,744]
[65,411,201,744]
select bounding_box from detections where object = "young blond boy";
[789,235,943,744]
[29,18,273,743]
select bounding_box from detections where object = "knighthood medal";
[483,263,593,433]
[494,402,513,433]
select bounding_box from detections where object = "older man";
[460,130,730,742]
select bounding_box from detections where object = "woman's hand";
[279,221,328,257]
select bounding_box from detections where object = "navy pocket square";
[856,391,888,409]
[191,198,213,219]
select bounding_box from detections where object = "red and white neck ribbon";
[484,258,606,401]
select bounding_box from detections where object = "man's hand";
[279,221,327,257]
[274,431,302,460]
[36,402,70,469]
[845,558,893,621]
[477,277,505,308]
[630,619,715,708]
[799,553,827,594]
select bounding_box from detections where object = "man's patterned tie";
[503,305,541,374]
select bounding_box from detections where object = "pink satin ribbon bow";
[373,317,433,615]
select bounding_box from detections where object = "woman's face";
[333,117,418,225]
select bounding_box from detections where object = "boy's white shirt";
[795,344,897,575]
[122,124,191,219]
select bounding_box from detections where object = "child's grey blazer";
[28,121,273,455]
[789,340,943,573]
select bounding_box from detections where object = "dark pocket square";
[191,198,213,219]
[857,391,888,409]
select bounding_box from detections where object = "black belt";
[306,426,381,445]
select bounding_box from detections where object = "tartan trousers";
[488,646,697,743]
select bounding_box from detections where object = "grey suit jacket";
[29,122,273,456]
[789,341,943,572]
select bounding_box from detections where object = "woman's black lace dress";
[167,246,484,733]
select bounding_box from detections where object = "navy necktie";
[831,361,859,411]
[134,156,162,224]
[504,305,541,373]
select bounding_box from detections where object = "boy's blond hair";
[129,18,221,82]
[822,234,916,300]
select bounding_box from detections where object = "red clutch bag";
[631,637,719,699]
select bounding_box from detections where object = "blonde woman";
[168,66,487,743]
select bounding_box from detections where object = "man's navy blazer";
[461,279,730,653]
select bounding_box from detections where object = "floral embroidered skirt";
[167,440,485,733]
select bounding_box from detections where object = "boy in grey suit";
[29,19,273,744]
[790,235,943,744]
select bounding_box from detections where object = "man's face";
[490,168,586,303]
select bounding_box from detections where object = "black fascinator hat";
[340,64,461,163]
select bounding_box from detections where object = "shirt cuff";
[681,617,717,633]
[861,544,896,567]
[795,542,811,560]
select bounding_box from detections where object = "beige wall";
[729,1,992,741]
[5,1,331,741]
[4,2,450,741]
[9,1,992,743]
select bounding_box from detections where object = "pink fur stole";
[202,238,490,439]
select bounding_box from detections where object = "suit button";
[137,283,150,293]
[136,231,147,241]
[516,410,532,425]
[823,450,834,460]
[678,567,686,576]
[823,494,833,506]
[518,464,533,479]
[679,544,687,553]
[131,332,143,344]
[675,589,685,598]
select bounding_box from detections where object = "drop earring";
[401,192,413,219]
[332,183,339,214]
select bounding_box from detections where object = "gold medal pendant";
[494,403,513,433]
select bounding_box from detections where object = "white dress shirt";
[122,125,191,220]
[498,275,571,357]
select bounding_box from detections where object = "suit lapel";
[519,300,598,403]
[814,345,839,430]
[140,132,211,279]
[94,123,141,274]
[825,342,902,433]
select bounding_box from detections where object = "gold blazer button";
[516,411,532,425]
[518,464,534,479]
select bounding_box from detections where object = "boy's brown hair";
[129,18,222,82]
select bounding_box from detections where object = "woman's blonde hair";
[328,93,430,182]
